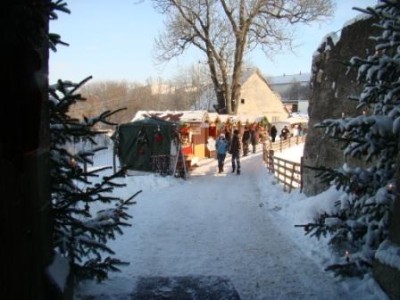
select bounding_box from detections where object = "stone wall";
[302,17,377,196]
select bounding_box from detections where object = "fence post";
[288,163,297,193]
[268,150,274,173]
[262,143,267,163]
[300,156,304,193]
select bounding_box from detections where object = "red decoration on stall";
[154,132,163,143]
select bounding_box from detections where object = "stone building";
[236,69,289,123]
[199,69,289,123]
[267,72,311,115]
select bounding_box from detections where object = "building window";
[241,98,245,104]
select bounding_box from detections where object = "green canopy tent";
[115,117,179,173]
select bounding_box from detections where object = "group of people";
[215,123,304,174]
[215,127,259,175]
[215,130,240,175]
[268,124,303,142]
[269,125,290,142]
[241,127,258,156]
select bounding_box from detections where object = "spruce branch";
[50,78,139,282]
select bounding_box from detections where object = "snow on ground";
[74,143,388,300]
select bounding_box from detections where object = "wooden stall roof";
[208,113,266,124]
[131,110,209,124]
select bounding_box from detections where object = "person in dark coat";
[242,127,251,156]
[270,125,277,142]
[280,125,290,140]
[229,129,241,175]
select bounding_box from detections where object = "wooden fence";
[263,136,305,193]
[264,135,306,152]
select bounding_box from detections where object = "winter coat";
[250,130,258,145]
[242,130,250,144]
[270,126,277,138]
[281,127,290,139]
[215,137,229,154]
[229,134,241,155]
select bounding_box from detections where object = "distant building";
[150,84,176,95]
[267,72,310,97]
[237,69,289,123]
[198,68,289,123]
[267,72,311,115]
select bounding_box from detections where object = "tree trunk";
[1,1,55,298]
[207,50,226,112]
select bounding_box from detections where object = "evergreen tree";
[302,0,400,277]
[49,77,140,282]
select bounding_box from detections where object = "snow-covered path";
[76,148,347,299]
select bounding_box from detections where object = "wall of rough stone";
[302,17,377,196]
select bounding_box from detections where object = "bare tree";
[152,0,334,114]
[69,81,152,127]
[168,62,211,110]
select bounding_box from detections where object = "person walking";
[229,129,241,175]
[298,124,303,136]
[242,127,251,156]
[224,129,231,149]
[215,133,229,173]
[270,125,277,142]
[250,128,258,153]
[293,124,300,137]
[280,125,290,140]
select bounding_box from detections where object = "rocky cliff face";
[302,17,377,196]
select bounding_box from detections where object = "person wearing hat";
[215,133,229,173]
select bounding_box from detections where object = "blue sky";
[49,0,378,84]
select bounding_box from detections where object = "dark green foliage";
[49,78,140,282]
[48,0,70,51]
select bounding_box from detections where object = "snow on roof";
[267,73,311,85]
[131,110,209,123]
[207,113,237,123]
[207,113,265,124]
